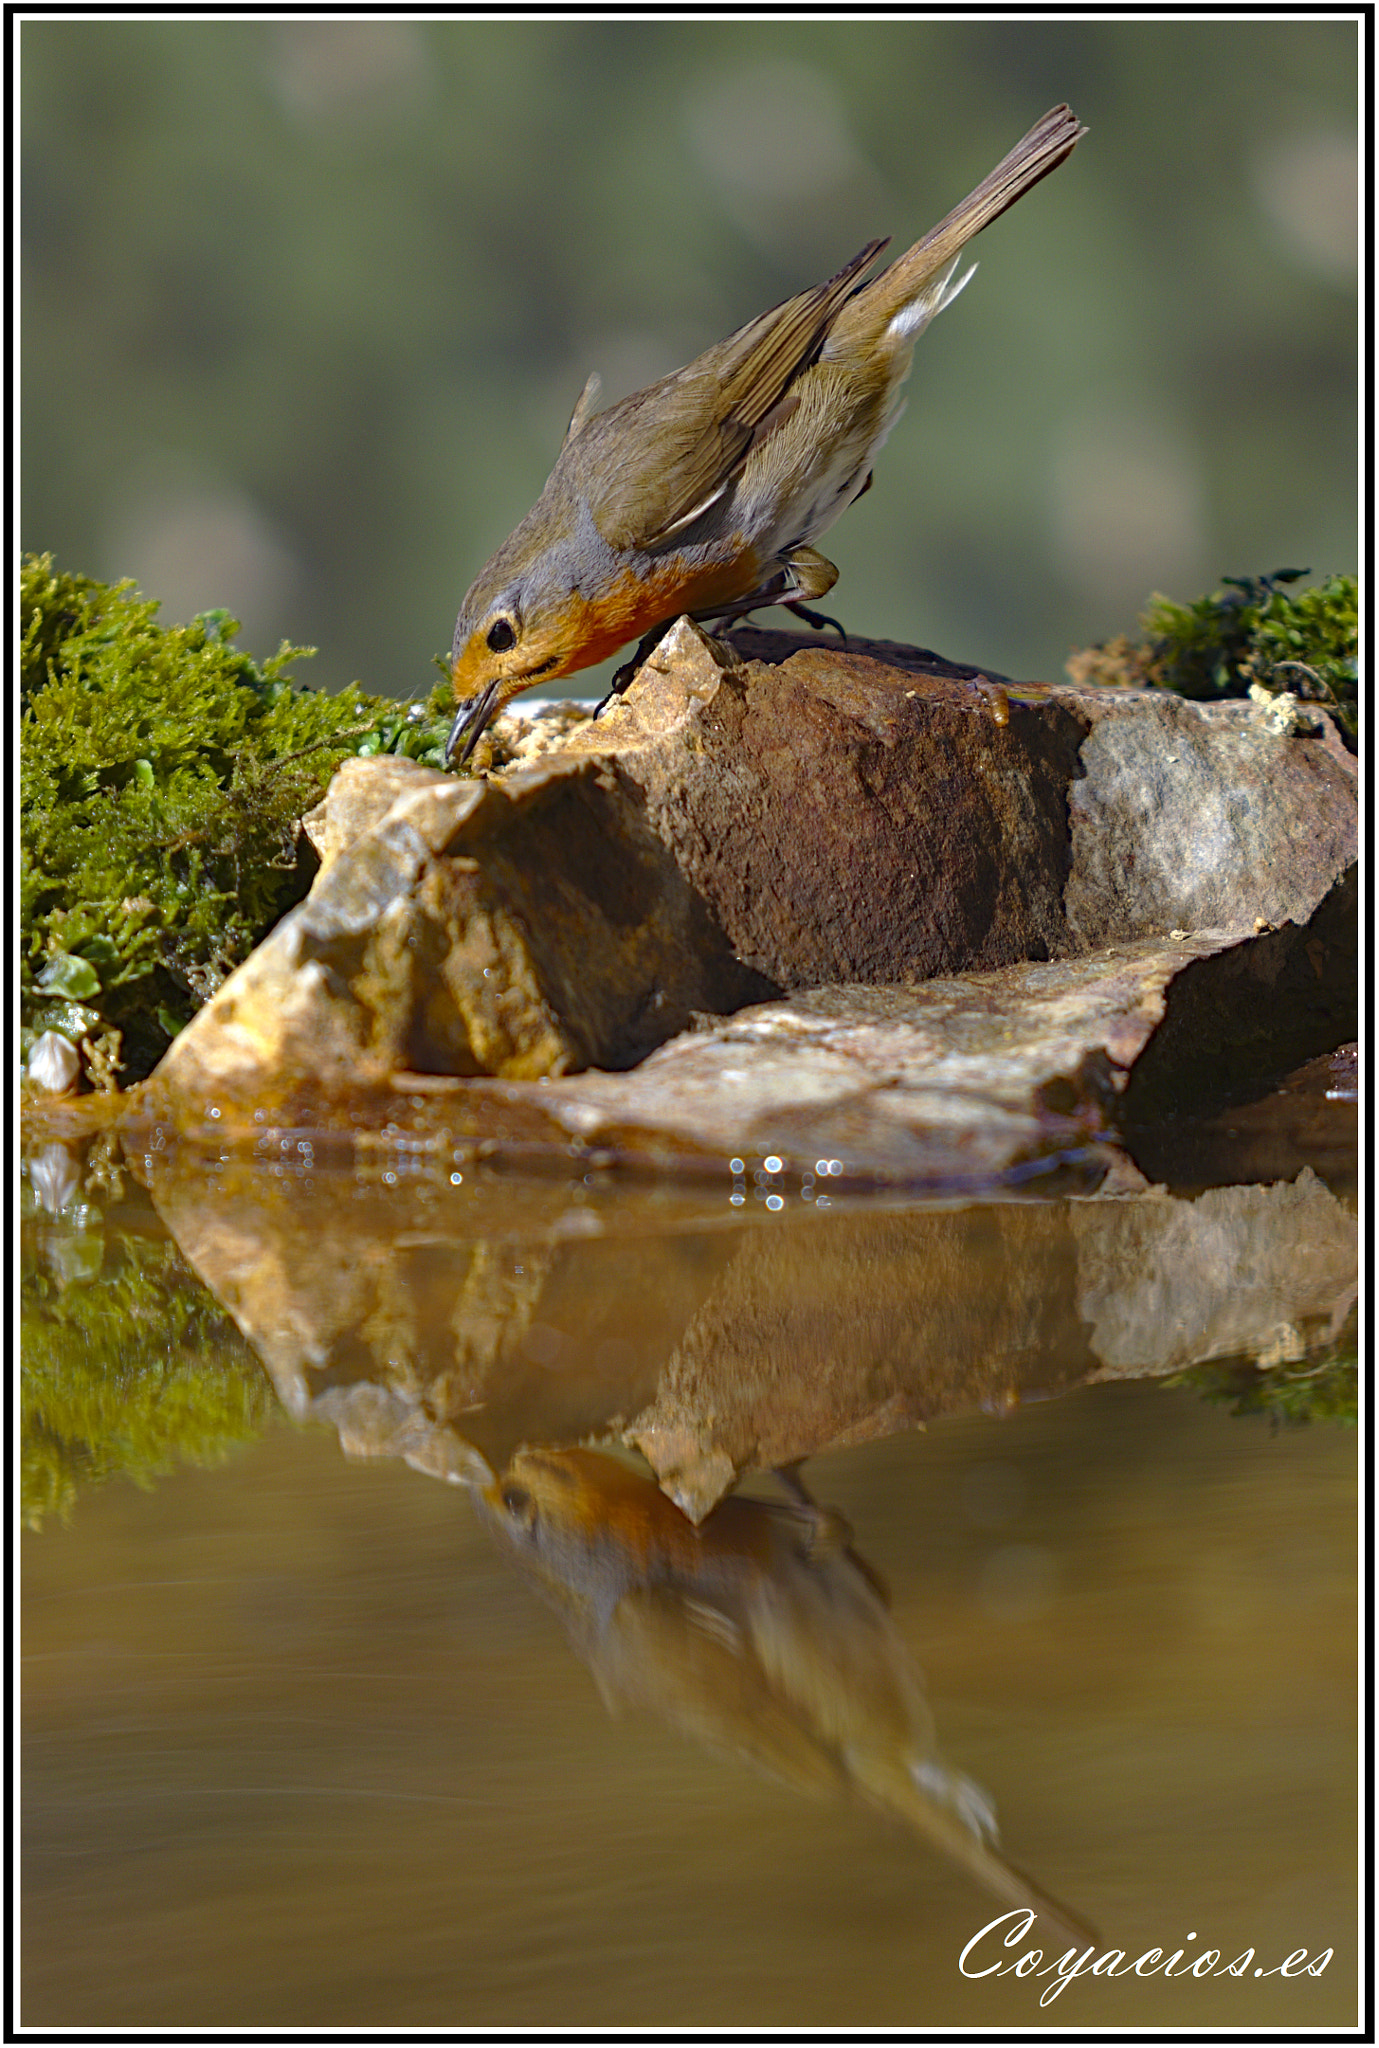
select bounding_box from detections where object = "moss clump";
[1067,569,1358,745]
[21,554,459,1082]
[21,1167,278,1527]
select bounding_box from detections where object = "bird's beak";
[446,678,503,768]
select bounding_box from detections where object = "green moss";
[1145,569,1357,724]
[20,554,460,1081]
[20,1173,278,1527]
[1068,569,1357,746]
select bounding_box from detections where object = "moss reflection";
[20,1159,275,1527]
[1168,1337,1358,1430]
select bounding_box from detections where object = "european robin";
[446,103,1086,766]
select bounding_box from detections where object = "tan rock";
[142,620,1356,1150]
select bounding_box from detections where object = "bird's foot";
[599,621,677,712]
[786,602,847,645]
[773,1463,854,1561]
[619,622,676,691]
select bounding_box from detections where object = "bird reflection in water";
[468,1446,1095,1947]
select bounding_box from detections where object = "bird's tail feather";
[841,103,1085,339]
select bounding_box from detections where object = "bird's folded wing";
[586,239,888,553]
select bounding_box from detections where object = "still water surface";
[21,1165,1357,2029]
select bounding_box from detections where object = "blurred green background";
[20,17,1357,700]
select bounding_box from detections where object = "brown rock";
[504,619,1357,982]
[143,619,1356,1141]
[560,622,1085,985]
[151,729,774,1103]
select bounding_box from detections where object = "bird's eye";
[486,617,517,653]
[501,1484,535,1524]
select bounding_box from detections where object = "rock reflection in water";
[136,1147,1355,1523]
[468,1443,1096,1948]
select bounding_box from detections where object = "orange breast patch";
[554,543,766,672]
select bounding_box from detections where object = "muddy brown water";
[20,1091,1358,2030]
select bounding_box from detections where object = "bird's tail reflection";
[467,1445,1095,1948]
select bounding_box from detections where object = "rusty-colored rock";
[556,623,1085,986]
[144,620,1356,1135]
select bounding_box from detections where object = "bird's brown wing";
[581,238,888,554]
[591,1584,852,1798]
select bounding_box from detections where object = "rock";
[25,1031,81,1095]
[1118,1043,1358,1197]
[1056,683,1356,946]
[135,921,1349,1191]
[478,940,1254,1186]
[143,621,1356,1140]
[149,736,775,1100]
[498,619,1356,975]
[1118,865,1357,1116]
[300,754,454,873]
[553,620,1085,986]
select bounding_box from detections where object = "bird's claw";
[786,602,848,645]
